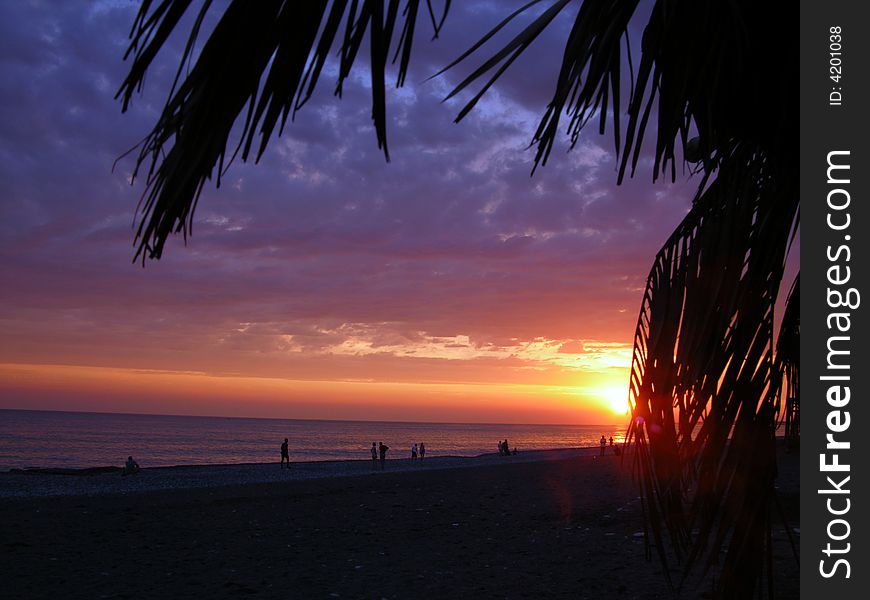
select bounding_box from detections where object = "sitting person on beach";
[512,447,518,455]
[121,456,139,476]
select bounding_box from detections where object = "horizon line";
[0,407,631,430]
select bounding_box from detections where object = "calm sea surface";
[0,409,628,470]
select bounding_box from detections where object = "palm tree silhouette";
[116,1,799,597]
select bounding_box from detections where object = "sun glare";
[600,386,630,416]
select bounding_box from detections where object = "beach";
[0,447,799,599]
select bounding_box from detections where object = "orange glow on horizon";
[0,363,631,425]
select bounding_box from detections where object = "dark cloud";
[0,0,695,393]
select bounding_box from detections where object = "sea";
[0,409,628,470]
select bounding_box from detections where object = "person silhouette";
[419,442,425,460]
[371,442,378,470]
[411,443,418,460]
[378,442,389,469]
[122,456,139,476]
[599,435,607,456]
[280,438,290,468]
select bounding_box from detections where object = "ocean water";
[0,409,628,470]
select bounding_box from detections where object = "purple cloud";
[0,1,697,405]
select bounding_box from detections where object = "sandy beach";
[0,447,799,599]
[0,447,604,499]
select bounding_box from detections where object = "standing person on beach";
[411,444,418,460]
[599,435,607,456]
[609,436,614,447]
[419,442,425,460]
[378,442,389,469]
[280,438,290,469]
[371,442,378,470]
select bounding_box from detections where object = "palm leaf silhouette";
[117,1,799,597]
[117,0,449,261]
[625,148,798,596]
[777,275,800,452]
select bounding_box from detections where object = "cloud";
[0,1,696,410]
[558,340,585,354]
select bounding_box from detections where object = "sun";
[599,386,630,416]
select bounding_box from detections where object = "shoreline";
[0,446,610,499]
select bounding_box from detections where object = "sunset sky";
[0,0,698,424]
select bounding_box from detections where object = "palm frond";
[776,275,800,450]
[444,0,797,180]
[625,144,798,597]
[440,0,637,172]
[117,0,449,262]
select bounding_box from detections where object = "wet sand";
[0,448,798,599]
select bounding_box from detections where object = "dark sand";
[0,449,798,599]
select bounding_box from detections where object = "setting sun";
[600,386,630,416]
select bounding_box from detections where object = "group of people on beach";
[129,433,621,476]
[410,442,425,460]
[371,442,388,469]
[279,439,428,470]
[366,441,424,469]
[369,441,426,469]
[599,435,620,456]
